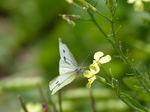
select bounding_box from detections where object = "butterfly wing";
[59,38,78,75]
[49,71,77,95]
[49,38,80,95]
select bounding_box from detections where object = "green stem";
[109,9,150,96]
[48,91,58,112]
[88,10,118,53]
[18,95,28,112]
[89,89,96,112]
[96,11,111,22]
[88,7,150,95]
[37,84,49,112]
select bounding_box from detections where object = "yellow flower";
[84,63,100,78]
[86,76,96,88]
[127,0,150,11]
[93,51,111,66]
[83,63,99,88]
[83,51,111,88]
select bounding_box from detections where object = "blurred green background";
[0,0,150,112]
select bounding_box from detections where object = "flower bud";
[97,76,106,84]
[78,0,97,13]
[105,0,118,10]
[66,0,73,4]
[59,14,80,27]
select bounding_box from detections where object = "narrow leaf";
[120,92,148,112]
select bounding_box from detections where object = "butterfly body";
[49,38,82,95]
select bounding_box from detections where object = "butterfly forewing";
[59,38,78,75]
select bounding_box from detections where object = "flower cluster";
[127,0,150,11]
[83,51,111,88]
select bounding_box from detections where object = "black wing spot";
[63,56,66,61]
[55,81,61,87]
[63,49,65,53]
[63,56,70,64]
[56,81,59,84]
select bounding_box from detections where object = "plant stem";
[88,10,118,52]
[89,89,96,112]
[37,84,49,112]
[96,11,111,22]
[109,9,150,96]
[88,7,150,95]
[48,91,58,112]
[18,94,28,112]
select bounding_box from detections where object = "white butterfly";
[49,38,82,95]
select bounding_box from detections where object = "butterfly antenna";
[81,52,92,67]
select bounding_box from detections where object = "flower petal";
[99,55,111,64]
[86,81,92,88]
[89,63,100,74]
[94,51,104,60]
[127,0,136,3]
[86,76,96,88]
[134,0,144,11]
[83,70,93,78]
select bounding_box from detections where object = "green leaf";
[123,77,142,91]
[120,92,148,112]
[123,77,150,102]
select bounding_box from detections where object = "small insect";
[49,38,82,95]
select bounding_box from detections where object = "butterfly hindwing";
[50,71,77,95]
